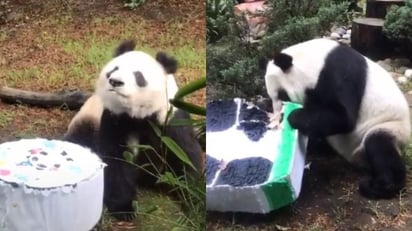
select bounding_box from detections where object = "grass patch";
[136,190,184,229]
[0,111,14,129]
[3,68,43,87]
[1,16,204,92]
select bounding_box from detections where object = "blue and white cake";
[206,98,307,213]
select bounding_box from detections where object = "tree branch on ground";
[0,87,92,110]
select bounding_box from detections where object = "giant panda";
[262,38,410,200]
[64,40,204,221]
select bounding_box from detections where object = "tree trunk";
[366,0,405,19]
[351,17,393,60]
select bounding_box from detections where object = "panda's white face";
[96,50,174,122]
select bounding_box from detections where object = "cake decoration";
[0,138,106,231]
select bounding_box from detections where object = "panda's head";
[96,40,178,122]
[262,38,338,103]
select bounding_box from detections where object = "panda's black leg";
[103,158,138,221]
[359,132,406,199]
[166,109,204,174]
[287,107,355,137]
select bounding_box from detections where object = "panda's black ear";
[114,40,136,57]
[156,52,178,74]
[273,53,293,72]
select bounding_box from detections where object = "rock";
[397,76,408,84]
[377,60,393,72]
[335,27,347,36]
[330,32,341,39]
[405,69,412,79]
[339,39,351,46]
[390,72,403,79]
[342,34,350,39]
[383,58,393,65]
[392,58,411,68]
[397,66,408,75]
[234,1,268,41]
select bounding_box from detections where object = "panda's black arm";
[287,89,358,137]
[98,110,138,221]
[166,109,204,174]
[288,107,356,136]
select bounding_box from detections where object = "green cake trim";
[262,102,302,210]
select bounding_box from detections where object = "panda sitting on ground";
[262,38,410,200]
[64,40,203,221]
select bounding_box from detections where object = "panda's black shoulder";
[314,43,368,103]
[302,43,368,130]
[323,44,367,70]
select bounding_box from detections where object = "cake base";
[0,138,105,231]
[206,99,307,213]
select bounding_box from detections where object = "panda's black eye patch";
[106,66,119,79]
[134,71,147,87]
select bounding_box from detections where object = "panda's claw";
[266,111,283,130]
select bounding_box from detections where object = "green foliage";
[207,0,351,100]
[206,0,235,43]
[123,0,146,10]
[383,1,412,42]
[0,111,14,129]
[170,77,206,116]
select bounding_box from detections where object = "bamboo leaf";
[148,120,162,137]
[174,77,206,99]
[123,151,134,164]
[170,99,206,116]
[160,136,196,171]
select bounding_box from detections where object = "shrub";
[206,0,236,43]
[383,0,412,42]
[207,0,351,100]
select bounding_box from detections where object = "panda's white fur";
[264,38,410,199]
[65,95,102,137]
[64,72,178,153]
[64,40,203,221]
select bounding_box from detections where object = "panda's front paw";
[287,109,309,134]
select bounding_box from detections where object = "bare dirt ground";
[0,0,205,141]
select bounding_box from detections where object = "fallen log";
[0,87,92,110]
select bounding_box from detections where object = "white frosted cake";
[206,98,307,213]
[0,138,106,231]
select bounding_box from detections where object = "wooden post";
[366,0,405,18]
[351,17,393,60]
